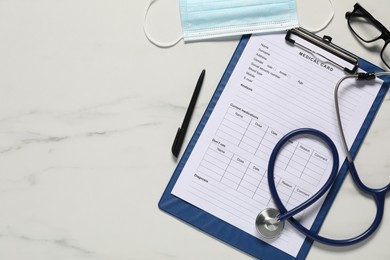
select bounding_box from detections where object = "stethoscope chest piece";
[256,208,284,239]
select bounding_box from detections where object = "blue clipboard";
[159,33,389,259]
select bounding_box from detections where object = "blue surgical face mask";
[180,0,299,40]
[144,0,299,48]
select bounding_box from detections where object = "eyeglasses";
[345,3,390,69]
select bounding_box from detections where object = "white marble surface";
[0,0,389,259]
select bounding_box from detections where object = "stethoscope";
[255,71,390,246]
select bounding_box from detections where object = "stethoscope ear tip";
[256,208,285,239]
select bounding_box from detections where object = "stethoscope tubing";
[266,72,390,246]
[334,73,390,195]
[267,128,339,222]
[267,128,386,246]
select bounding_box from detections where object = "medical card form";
[170,33,384,257]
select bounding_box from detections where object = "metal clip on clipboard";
[286,27,359,74]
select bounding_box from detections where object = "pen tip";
[200,69,206,79]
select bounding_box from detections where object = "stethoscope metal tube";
[256,72,390,246]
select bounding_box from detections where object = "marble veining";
[0,0,389,260]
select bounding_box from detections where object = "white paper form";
[172,33,383,257]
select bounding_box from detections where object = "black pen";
[172,69,205,157]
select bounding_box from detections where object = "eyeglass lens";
[348,12,382,42]
[348,6,390,68]
[382,43,390,68]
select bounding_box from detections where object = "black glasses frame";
[345,3,390,68]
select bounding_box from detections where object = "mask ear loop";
[299,0,335,33]
[143,0,183,48]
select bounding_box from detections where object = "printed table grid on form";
[197,104,330,212]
